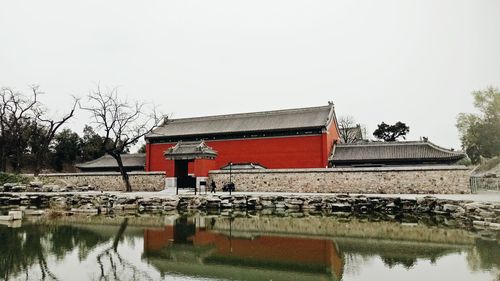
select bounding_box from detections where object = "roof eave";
[325,103,340,137]
[77,165,145,169]
[164,154,217,160]
[145,126,326,140]
[330,155,465,163]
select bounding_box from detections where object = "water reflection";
[143,217,342,281]
[0,213,498,281]
[0,221,109,280]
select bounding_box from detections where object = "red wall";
[326,119,340,164]
[193,159,216,177]
[146,133,338,175]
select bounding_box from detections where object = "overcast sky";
[1,0,500,150]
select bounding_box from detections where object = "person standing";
[210,180,217,193]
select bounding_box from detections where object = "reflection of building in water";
[143,217,344,281]
[335,237,468,269]
[142,216,493,281]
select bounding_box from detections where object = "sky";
[1,0,500,150]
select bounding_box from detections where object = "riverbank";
[92,190,500,202]
[1,191,499,233]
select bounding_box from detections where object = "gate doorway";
[164,141,218,195]
[175,160,196,189]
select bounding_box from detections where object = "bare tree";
[0,87,39,172]
[81,86,164,192]
[0,86,77,174]
[29,86,78,176]
[338,115,363,143]
[0,88,15,172]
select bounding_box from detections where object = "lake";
[0,211,498,281]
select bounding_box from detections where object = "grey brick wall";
[209,166,472,194]
[38,172,166,191]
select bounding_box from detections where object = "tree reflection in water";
[94,218,154,281]
[0,222,108,280]
[0,218,156,281]
[467,239,500,274]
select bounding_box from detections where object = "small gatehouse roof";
[164,141,217,160]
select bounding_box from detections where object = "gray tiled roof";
[330,141,465,162]
[146,104,336,139]
[76,154,146,169]
[220,163,266,170]
[164,141,217,160]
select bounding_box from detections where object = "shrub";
[456,157,472,166]
[475,156,500,173]
[0,172,31,185]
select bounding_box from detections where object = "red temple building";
[145,103,340,188]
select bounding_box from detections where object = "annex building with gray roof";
[329,140,466,167]
[76,154,146,172]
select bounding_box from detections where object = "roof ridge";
[121,153,146,157]
[75,153,146,167]
[147,103,336,139]
[337,141,426,146]
[75,155,112,167]
[425,141,463,155]
[337,141,463,154]
[167,105,333,124]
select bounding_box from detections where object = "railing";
[470,176,500,193]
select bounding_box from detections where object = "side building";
[75,154,146,172]
[329,140,465,167]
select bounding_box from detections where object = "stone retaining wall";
[37,172,166,191]
[209,166,472,194]
[0,193,498,232]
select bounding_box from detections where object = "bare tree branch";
[80,86,165,191]
[31,87,79,175]
[0,86,41,172]
[338,115,363,144]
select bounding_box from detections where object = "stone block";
[8,198,21,205]
[221,203,233,209]
[473,220,489,227]
[489,223,500,230]
[0,215,13,221]
[29,181,43,188]
[71,208,98,215]
[8,211,23,220]
[332,203,352,212]
[11,185,26,192]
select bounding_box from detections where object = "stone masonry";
[209,166,472,194]
[36,172,166,191]
[0,192,498,232]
